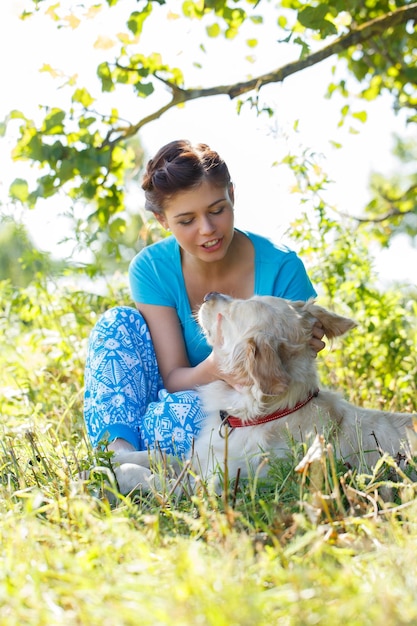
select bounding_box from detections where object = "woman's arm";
[136,302,219,392]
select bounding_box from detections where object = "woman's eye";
[178,207,224,225]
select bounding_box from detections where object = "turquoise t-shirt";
[128,230,317,366]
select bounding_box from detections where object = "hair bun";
[142,140,231,215]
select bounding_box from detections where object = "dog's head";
[198,293,356,401]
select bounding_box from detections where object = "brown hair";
[141,140,232,214]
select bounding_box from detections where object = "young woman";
[83,140,324,469]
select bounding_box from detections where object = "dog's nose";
[203,291,220,302]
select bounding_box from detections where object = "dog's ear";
[245,334,290,396]
[301,301,357,339]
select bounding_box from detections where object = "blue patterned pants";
[83,306,206,455]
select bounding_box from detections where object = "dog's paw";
[113,463,156,495]
[112,450,151,467]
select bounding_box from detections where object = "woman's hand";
[310,321,326,356]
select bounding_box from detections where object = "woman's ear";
[154,212,169,230]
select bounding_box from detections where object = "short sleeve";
[249,231,317,301]
[128,239,178,306]
[272,252,317,301]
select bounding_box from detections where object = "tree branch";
[338,183,417,223]
[102,2,417,147]
[346,207,415,224]
[223,3,417,99]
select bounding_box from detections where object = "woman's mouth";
[202,238,222,251]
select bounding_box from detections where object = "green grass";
[2,280,417,625]
[3,432,417,626]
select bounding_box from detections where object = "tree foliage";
[279,146,417,409]
[2,0,417,257]
[348,133,417,246]
[0,219,64,287]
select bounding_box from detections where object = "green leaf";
[278,15,287,28]
[297,4,337,37]
[72,88,95,107]
[403,67,417,83]
[206,23,221,37]
[14,128,45,162]
[279,32,292,44]
[77,150,100,176]
[294,36,310,59]
[48,140,67,162]
[182,1,205,19]
[9,179,29,203]
[109,217,127,239]
[9,110,27,121]
[78,116,96,129]
[97,62,114,92]
[225,26,239,39]
[297,5,328,29]
[362,76,382,101]
[350,59,370,82]
[42,109,66,135]
[127,6,153,36]
[36,174,58,198]
[223,7,246,28]
[134,81,154,97]
[341,104,350,117]
[58,158,75,183]
[352,110,368,124]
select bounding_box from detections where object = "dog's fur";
[192,293,414,486]
[110,294,414,494]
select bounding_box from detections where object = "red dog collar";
[219,389,319,435]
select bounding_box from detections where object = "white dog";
[193,293,413,484]
[109,294,414,495]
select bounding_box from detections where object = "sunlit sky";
[1,0,415,286]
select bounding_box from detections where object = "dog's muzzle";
[203,291,231,303]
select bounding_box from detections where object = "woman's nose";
[199,215,215,234]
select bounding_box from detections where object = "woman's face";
[156,180,235,263]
